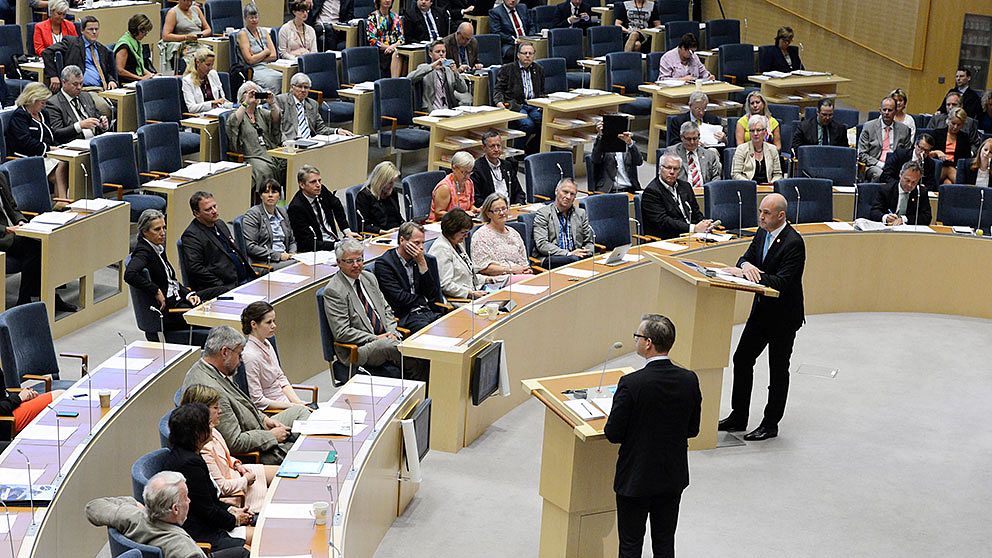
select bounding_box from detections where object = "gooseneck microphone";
[355,367,378,435]
[1,500,14,558]
[590,342,623,399]
[793,183,802,224]
[117,331,129,399]
[912,184,920,228]
[343,397,358,473]
[15,449,36,525]
[736,190,743,238]
[977,188,985,233]
[149,306,167,364]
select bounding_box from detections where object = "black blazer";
[591,135,642,192]
[372,248,443,320]
[0,173,27,251]
[161,447,237,543]
[937,86,983,120]
[879,149,937,190]
[355,186,403,234]
[42,35,118,85]
[471,156,525,205]
[307,0,355,26]
[956,159,985,186]
[553,1,595,29]
[737,223,806,332]
[758,44,803,73]
[5,107,55,157]
[125,237,194,301]
[641,177,703,240]
[287,186,350,252]
[493,62,544,111]
[790,117,848,153]
[403,6,451,43]
[180,219,255,300]
[604,359,701,497]
[45,90,103,145]
[932,127,975,165]
[869,180,932,226]
[666,111,722,146]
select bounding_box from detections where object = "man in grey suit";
[407,40,471,113]
[670,121,722,187]
[274,72,352,145]
[44,65,109,145]
[532,178,596,268]
[180,326,311,465]
[858,97,912,181]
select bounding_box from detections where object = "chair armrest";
[333,341,360,365]
[251,263,273,272]
[291,384,319,405]
[530,264,548,273]
[139,172,160,180]
[21,211,39,217]
[381,115,398,137]
[307,89,325,105]
[146,119,163,124]
[724,74,738,84]
[22,374,52,392]
[593,243,606,252]
[232,451,261,463]
[534,194,551,202]
[182,112,202,118]
[414,111,428,116]
[262,408,280,416]
[53,197,73,204]
[59,352,89,376]
[225,151,245,163]
[611,84,626,94]
[396,326,411,336]
[167,308,190,314]
[103,182,126,200]
[434,301,455,311]
[632,233,658,243]
[195,542,212,553]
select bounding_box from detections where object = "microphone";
[977,188,985,234]
[736,190,743,238]
[324,439,341,556]
[793,183,802,224]
[589,342,623,399]
[912,183,920,228]
[355,367,378,435]
[556,162,564,178]
[853,184,859,220]
[117,331,129,400]
[356,208,366,236]
[1,500,14,558]
[310,224,319,281]
[201,126,214,173]
[149,306,167,365]
[15,449,36,525]
[46,405,63,479]
[343,397,358,474]
[707,219,722,233]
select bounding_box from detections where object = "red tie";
[881,126,891,162]
[688,152,703,189]
[509,8,525,37]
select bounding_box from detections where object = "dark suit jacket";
[667,111,721,146]
[790,117,848,154]
[932,127,975,165]
[355,186,403,234]
[44,90,103,145]
[553,1,595,29]
[493,61,544,111]
[42,35,118,85]
[160,447,237,543]
[180,219,255,300]
[372,248,443,321]
[489,3,532,47]
[0,173,27,251]
[604,359,701,497]
[758,44,803,73]
[307,0,355,26]
[287,186,350,252]
[641,177,703,239]
[125,237,193,302]
[471,156,525,205]
[5,107,55,157]
[879,148,937,190]
[869,180,932,226]
[737,223,806,332]
[591,135,642,192]
[443,33,479,67]
[403,6,451,43]
[937,86,983,119]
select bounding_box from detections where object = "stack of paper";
[270,59,297,68]
[656,79,685,87]
[507,284,548,295]
[292,251,336,266]
[691,232,734,242]
[354,81,375,91]
[549,92,579,101]
[411,334,463,348]
[564,399,605,420]
[555,267,596,279]
[202,106,232,116]
[102,356,156,371]
[142,179,183,189]
[67,198,122,211]
[63,138,92,151]
[265,271,309,284]
[429,108,460,117]
[31,212,79,226]
[17,222,60,233]
[19,424,77,442]
[652,240,688,252]
[291,420,367,436]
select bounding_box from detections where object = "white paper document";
[519,203,546,212]
[265,271,309,284]
[225,293,267,304]
[18,424,77,442]
[17,222,60,234]
[63,138,92,150]
[270,59,297,68]
[354,81,375,91]
[892,225,935,233]
[31,211,79,225]
[66,388,122,401]
[411,334,463,348]
[67,198,122,211]
[292,420,368,436]
[590,397,614,415]
[833,186,856,193]
[597,254,642,264]
[262,503,313,519]
[698,123,725,147]
[0,467,43,486]
[338,382,393,398]
[825,222,855,231]
[564,399,606,420]
[202,106,231,116]
[142,179,183,189]
[691,232,734,242]
[548,91,579,101]
[101,356,155,371]
[507,284,549,295]
[655,79,685,87]
[651,240,687,252]
[291,251,336,266]
[311,406,367,424]
[428,108,460,117]
[554,267,596,279]
[183,117,213,126]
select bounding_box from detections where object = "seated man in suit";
[275,73,353,145]
[307,0,355,51]
[553,0,595,29]
[444,22,483,73]
[642,152,713,239]
[407,40,471,113]
[858,97,913,182]
[45,65,109,145]
[373,222,444,332]
[928,92,982,149]
[532,178,596,268]
[323,238,429,381]
[790,98,848,154]
[880,133,937,190]
[472,130,525,206]
[494,42,544,149]
[591,120,643,193]
[404,0,450,43]
[667,91,725,147]
[42,16,116,116]
[288,164,356,252]
[869,160,931,226]
[180,191,256,301]
[180,326,311,465]
[670,121,722,188]
[490,0,531,61]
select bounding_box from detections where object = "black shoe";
[54,295,78,313]
[718,416,747,432]
[742,425,778,441]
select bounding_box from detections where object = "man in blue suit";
[489,0,531,61]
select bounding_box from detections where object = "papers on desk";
[265,271,309,284]
[338,87,365,95]
[792,70,830,77]
[222,293,267,304]
[262,503,314,519]
[63,138,92,151]
[763,71,791,78]
[202,106,232,116]
[655,79,686,87]
[518,203,546,212]
[428,108,460,118]
[67,388,122,400]
[292,420,368,436]
[507,284,549,295]
[691,232,734,242]
[311,133,354,144]
[67,198,124,212]
[564,398,605,420]
[338,381,393,398]
[853,218,886,231]
[183,117,213,126]
[278,460,324,475]
[270,58,297,68]
[312,406,367,424]
[652,240,688,252]
[411,334,463,348]
[18,424,77,442]
[590,396,614,415]
[892,224,935,233]
[31,211,79,226]
[554,267,596,279]
[596,253,642,264]
[354,81,375,91]
[825,221,855,231]
[170,162,224,180]
[952,226,974,234]
[833,186,856,193]
[292,251,336,266]
[705,267,762,288]
[571,88,608,96]
[16,222,60,234]
[101,356,156,371]
[142,179,184,189]
[699,123,725,147]
[0,468,42,486]
[549,91,579,101]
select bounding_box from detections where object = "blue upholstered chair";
[203,0,244,33]
[516,211,538,258]
[705,19,740,50]
[605,52,651,117]
[774,178,834,223]
[582,193,631,249]
[536,57,568,95]
[531,5,558,31]
[722,148,735,179]
[937,185,992,234]
[768,103,800,125]
[853,182,883,220]
[524,152,573,202]
[664,21,701,51]
[0,302,85,392]
[795,145,857,186]
[654,0,689,24]
[0,26,32,99]
[475,34,502,67]
[373,78,430,168]
[804,106,859,130]
[717,43,755,85]
[584,152,603,193]
[703,180,758,230]
[548,28,588,88]
[344,183,366,231]
[588,25,623,58]
[402,170,446,223]
[341,46,381,84]
[108,528,162,558]
[632,193,644,235]
[316,286,360,386]
[158,410,171,448]
[131,448,171,503]
[137,122,184,178]
[90,133,167,222]
[646,51,663,83]
[3,157,52,214]
[299,52,355,125]
[135,78,201,157]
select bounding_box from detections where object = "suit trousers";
[4,236,42,303]
[616,491,682,558]
[541,254,581,269]
[730,319,798,427]
[212,547,249,558]
[398,308,441,334]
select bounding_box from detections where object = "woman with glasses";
[471,193,533,284]
[428,208,489,300]
[430,151,478,220]
[735,91,781,151]
[731,114,783,184]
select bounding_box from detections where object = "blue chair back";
[517,211,538,257]
[158,410,171,448]
[227,32,245,71]
[524,152,573,202]
[535,57,567,94]
[867,110,879,122]
[582,193,630,249]
[2,157,52,214]
[703,180,758,229]
[937,184,992,233]
[774,178,833,223]
[108,528,163,558]
[779,120,796,158]
[299,52,342,100]
[176,237,191,285]
[315,286,336,364]
[126,263,166,340]
[584,152,603,193]
[548,28,584,69]
[0,302,61,389]
[664,21,700,51]
[91,133,141,197]
[136,78,183,126]
[654,0,689,24]
[204,0,244,33]
[487,65,500,105]
[705,19,740,49]
[217,71,232,100]
[475,34,502,67]
[531,5,558,31]
[137,123,183,175]
[768,103,800,124]
[588,25,623,58]
[0,109,14,160]
[0,26,24,72]
[717,43,754,84]
[344,183,365,231]
[402,170,446,222]
[341,46,381,84]
[853,182,883,220]
[373,77,415,132]
[795,145,857,186]
[665,114,681,146]
[231,214,248,256]
[131,448,171,503]
[605,51,644,96]
[646,51,663,83]
[803,106,859,129]
[217,109,235,160]
[354,0,374,18]
[722,148,735,179]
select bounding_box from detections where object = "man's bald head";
[457,21,474,41]
[758,193,788,231]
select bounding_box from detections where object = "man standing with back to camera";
[605,314,701,558]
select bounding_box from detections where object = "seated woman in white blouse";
[471,193,534,284]
[181,48,229,113]
[278,1,317,60]
[427,208,489,301]
[240,302,311,411]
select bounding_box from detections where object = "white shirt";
[613,152,631,190]
[764,220,787,245]
[318,0,341,25]
[645,355,670,364]
[662,179,692,231]
[62,90,94,139]
[487,158,508,198]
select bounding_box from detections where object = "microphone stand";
[977,188,984,234]
[343,398,357,476]
[736,190,743,238]
[310,225,319,282]
[355,367,378,436]
[912,184,920,228]
[853,185,859,220]
[1,500,14,558]
[326,437,342,557]
[201,126,215,172]
[356,208,366,237]
[588,342,622,399]
[117,332,129,400]
[14,450,36,526]
[150,306,167,364]
[86,370,94,437]
[46,405,63,482]
[793,184,802,224]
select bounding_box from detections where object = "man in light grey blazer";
[241,181,298,270]
[180,326,311,465]
[274,72,352,145]
[532,178,596,269]
[858,97,912,181]
[671,120,722,187]
[406,39,471,113]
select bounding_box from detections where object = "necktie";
[296,102,311,139]
[509,7,525,37]
[881,126,891,162]
[355,279,386,334]
[90,43,107,89]
[687,152,703,189]
[761,231,773,262]
[425,11,438,40]
[313,198,335,240]
[459,46,468,66]
[72,97,87,120]
[896,190,909,215]
[433,70,447,109]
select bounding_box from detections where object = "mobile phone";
[442,59,453,67]
[276,471,299,479]
[56,411,79,418]
[326,450,337,463]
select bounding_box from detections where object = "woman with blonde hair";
[471,193,533,284]
[735,91,781,150]
[888,88,916,138]
[962,137,991,188]
[4,83,69,201]
[931,107,974,184]
[430,151,478,220]
[355,161,403,233]
[181,48,229,113]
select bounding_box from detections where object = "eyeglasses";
[633,333,648,340]
[660,164,680,171]
[339,258,364,265]
[749,127,767,133]
[489,207,508,214]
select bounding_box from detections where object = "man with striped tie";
[275,72,353,145]
[671,121,722,187]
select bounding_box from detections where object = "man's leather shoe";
[718,416,747,432]
[742,425,778,441]
[54,295,78,313]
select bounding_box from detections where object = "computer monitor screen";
[471,341,503,406]
[408,398,431,461]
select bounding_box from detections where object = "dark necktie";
[821,125,828,145]
[355,279,386,334]
[72,96,88,120]
[425,11,438,40]
[313,198,336,240]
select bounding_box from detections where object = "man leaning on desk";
[181,191,257,301]
[869,160,932,226]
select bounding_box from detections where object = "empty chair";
[588,25,623,58]
[654,0,689,24]
[130,448,171,503]
[298,52,354,125]
[722,148,735,179]
[344,183,365,231]
[203,0,243,34]
[664,21,701,51]
[402,170,447,223]
[605,52,651,117]
[516,211,539,258]
[803,106,859,130]
[795,145,857,186]
[3,157,53,214]
[853,182,883,220]
[108,528,163,558]
[703,180,758,230]
[582,193,631,249]
[475,34,502,68]
[937,184,992,234]
[341,46,382,84]
[768,103,800,124]
[705,19,740,50]
[717,43,755,85]
[536,57,567,95]
[135,79,201,157]
[524,152,573,202]
[547,28,588,89]
[0,302,86,392]
[0,26,31,97]
[774,178,833,223]
[373,78,430,168]
[531,5,558,31]
[584,153,602,193]
[137,122,184,177]
[90,133,168,222]
[646,51,664,83]
[486,65,500,105]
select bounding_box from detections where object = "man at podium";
[718,193,806,441]
[604,314,701,558]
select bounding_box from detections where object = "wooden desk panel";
[639,81,743,164]
[69,3,161,45]
[269,135,370,198]
[413,109,525,171]
[528,93,632,176]
[99,89,137,132]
